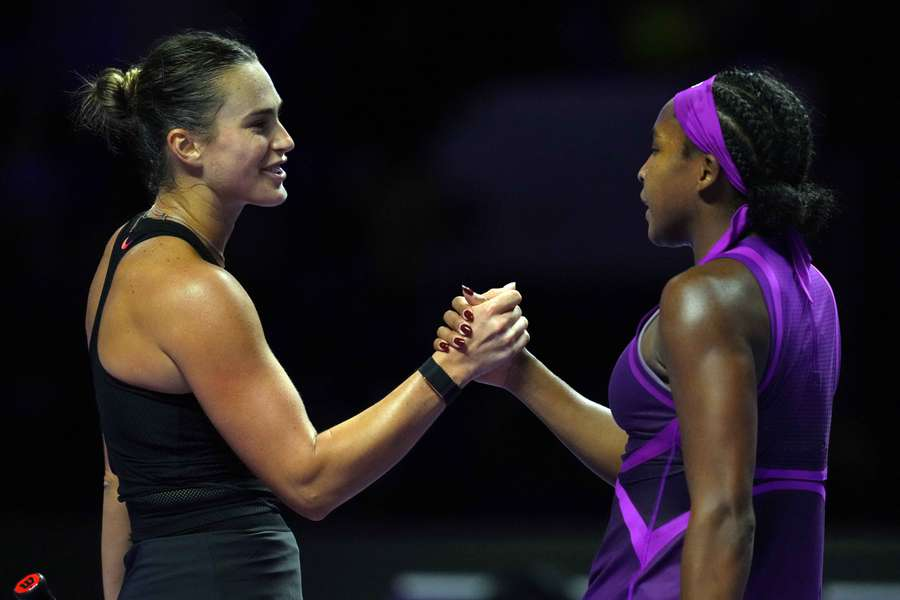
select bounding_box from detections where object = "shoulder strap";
[89,213,146,354]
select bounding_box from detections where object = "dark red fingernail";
[460,323,472,336]
[439,341,450,352]
[454,337,466,348]
[463,310,474,322]
[462,285,474,296]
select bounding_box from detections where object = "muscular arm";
[160,269,525,521]
[504,350,628,486]
[101,437,131,600]
[658,272,758,600]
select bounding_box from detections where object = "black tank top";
[90,210,286,542]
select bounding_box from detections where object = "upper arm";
[658,273,757,516]
[154,268,319,514]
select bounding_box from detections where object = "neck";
[690,199,748,264]
[150,190,243,259]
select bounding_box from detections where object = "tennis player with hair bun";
[75,29,528,599]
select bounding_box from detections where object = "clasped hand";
[433,282,530,389]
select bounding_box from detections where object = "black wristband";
[417,356,462,406]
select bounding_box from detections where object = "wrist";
[431,350,474,388]
[502,348,536,396]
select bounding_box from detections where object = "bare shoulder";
[659,258,768,349]
[147,256,261,354]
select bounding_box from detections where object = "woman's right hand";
[432,283,530,388]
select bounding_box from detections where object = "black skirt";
[118,513,302,599]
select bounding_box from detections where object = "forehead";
[216,61,281,119]
[653,98,682,141]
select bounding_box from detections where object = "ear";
[166,128,204,168]
[697,152,721,193]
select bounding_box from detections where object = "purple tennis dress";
[584,207,841,599]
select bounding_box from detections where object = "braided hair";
[69,29,257,197]
[683,67,840,241]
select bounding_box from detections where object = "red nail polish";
[439,341,449,352]
[460,324,472,336]
[462,285,474,296]
[454,337,466,348]
[464,310,474,322]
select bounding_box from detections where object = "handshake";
[429,282,531,392]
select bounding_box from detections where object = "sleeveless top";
[90,210,285,542]
[584,213,841,599]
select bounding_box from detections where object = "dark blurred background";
[2,1,880,598]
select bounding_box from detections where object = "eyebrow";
[244,99,284,120]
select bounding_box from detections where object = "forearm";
[681,509,755,599]
[505,350,628,485]
[101,478,131,600]
[299,352,468,518]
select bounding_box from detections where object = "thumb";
[462,284,489,306]
[463,281,517,305]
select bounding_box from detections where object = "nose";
[637,164,645,185]
[275,122,295,154]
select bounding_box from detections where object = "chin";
[254,187,290,207]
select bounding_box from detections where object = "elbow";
[692,498,756,541]
[288,433,341,521]
[289,459,335,522]
[291,486,334,522]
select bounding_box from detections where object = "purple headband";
[673,74,747,195]
[680,75,813,304]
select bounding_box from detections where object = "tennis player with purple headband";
[435,69,841,599]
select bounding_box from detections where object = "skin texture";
[437,97,770,599]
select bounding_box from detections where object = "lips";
[262,165,286,181]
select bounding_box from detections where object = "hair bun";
[120,66,140,106]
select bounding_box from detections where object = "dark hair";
[684,67,839,240]
[69,29,258,196]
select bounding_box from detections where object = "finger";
[495,306,523,333]
[433,337,451,353]
[483,289,523,315]
[512,329,531,353]
[443,309,473,337]
[462,284,488,306]
[479,281,516,300]
[437,325,456,345]
[478,282,515,301]
[439,326,467,351]
[494,305,523,332]
[443,309,463,330]
[451,296,476,322]
[501,314,530,347]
